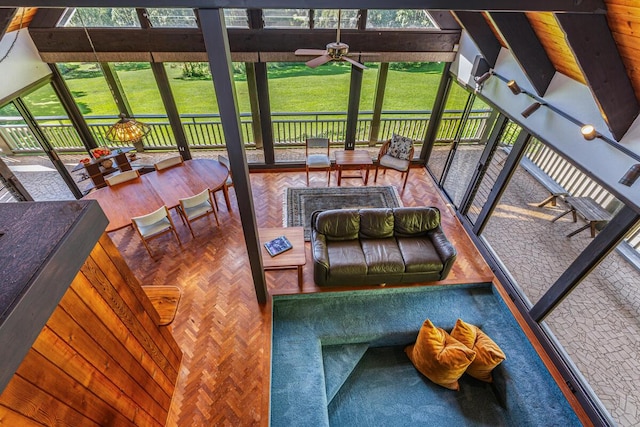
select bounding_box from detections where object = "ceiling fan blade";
[306,54,333,68]
[295,49,327,56]
[342,55,367,70]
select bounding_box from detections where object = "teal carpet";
[270,284,580,426]
[284,186,402,240]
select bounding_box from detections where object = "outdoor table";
[551,196,613,238]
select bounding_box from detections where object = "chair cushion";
[361,238,405,274]
[307,154,331,168]
[388,133,413,161]
[327,240,367,277]
[450,319,506,383]
[396,237,443,273]
[136,217,172,238]
[184,200,213,220]
[380,154,409,172]
[405,319,476,391]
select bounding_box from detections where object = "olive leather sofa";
[310,207,457,286]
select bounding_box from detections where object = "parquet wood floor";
[107,167,496,426]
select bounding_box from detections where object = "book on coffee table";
[264,235,293,257]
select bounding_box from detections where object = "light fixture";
[474,71,492,85]
[521,102,542,118]
[507,80,522,95]
[619,164,640,186]
[580,124,598,141]
[105,113,150,144]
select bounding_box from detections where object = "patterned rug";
[284,186,402,240]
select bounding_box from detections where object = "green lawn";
[24,61,471,119]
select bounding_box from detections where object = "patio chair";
[306,137,331,186]
[105,169,140,187]
[177,188,219,238]
[154,155,184,171]
[132,205,181,257]
[212,155,234,211]
[374,134,414,190]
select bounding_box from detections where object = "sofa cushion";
[327,240,368,277]
[394,207,440,237]
[359,209,394,239]
[361,238,405,274]
[315,209,360,241]
[405,319,476,391]
[396,237,444,273]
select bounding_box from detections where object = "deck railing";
[0,109,492,153]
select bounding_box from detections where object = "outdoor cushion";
[388,133,413,161]
[450,319,506,383]
[361,238,405,274]
[405,319,476,391]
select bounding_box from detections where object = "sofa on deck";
[310,207,456,286]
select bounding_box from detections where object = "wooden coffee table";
[335,150,373,186]
[259,227,306,288]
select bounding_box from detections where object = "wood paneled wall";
[0,234,182,426]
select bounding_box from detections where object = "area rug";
[270,284,580,426]
[284,186,402,240]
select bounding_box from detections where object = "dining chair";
[177,188,220,238]
[154,155,184,171]
[105,169,140,187]
[374,134,414,190]
[131,205,181,257]
[305,137,331,186]
[212,155,234,211]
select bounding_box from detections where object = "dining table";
[84,158,230,233]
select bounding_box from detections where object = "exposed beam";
[345,65,363,150]
[28,7,64,27]
[421,62,452,161]
[488,12,555,96]
[428,11,460,30]
[29,28,461,56]
[199,7,267,304]
[452,11,500,67]
[556,13,640,141]
[0,1,607,13]
[0,8,16,39]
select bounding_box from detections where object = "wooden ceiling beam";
[428,11,460,30]
[29,27,461,55]
[453,11,501,67]
[488,12,555,96]
[0,8,16,39]
[29,7,64,28]
[0,1,607,13]
[556,13,640,141]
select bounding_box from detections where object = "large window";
[263,9,309,28]
[313,9,358,29]
[366,10,437,29]
[146,8,197,27]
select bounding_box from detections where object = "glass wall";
[268,61,351,161]
[263,9,309,28]
[366,10,436,29]
[313,9,358,29]
[60,7,140,27]
[146,8,197,27]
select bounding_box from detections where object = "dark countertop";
[0,200,108,393]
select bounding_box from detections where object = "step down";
[322,343,369,405]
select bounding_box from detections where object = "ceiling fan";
[294,10,369,70]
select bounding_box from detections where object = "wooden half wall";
[0,233,182,425]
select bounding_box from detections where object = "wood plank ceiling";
[4,2,640,138]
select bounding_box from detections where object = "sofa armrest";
[428,227,457,279]
[311,230,330,284]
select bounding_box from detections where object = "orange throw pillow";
[405,319,476,390]
[450,318,506,383]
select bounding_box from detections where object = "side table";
[335,150,373,186]
[259,227,306,288]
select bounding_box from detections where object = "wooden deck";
[106,167,581,426]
